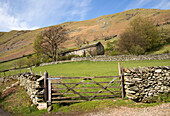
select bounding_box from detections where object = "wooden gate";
[44,63,125,105]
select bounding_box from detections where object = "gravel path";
[0,108,12,116]
[84,103,170,116]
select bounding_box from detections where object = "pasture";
[1,59,170,77]
[32,60,170,77]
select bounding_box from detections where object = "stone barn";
[61,42,104,56]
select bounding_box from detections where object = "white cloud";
[0,2,39,31]
[125,0,153,10]
[69,0,92,20]
[125,0,170,10]
[0,0,92,32]
[153,0,170,9]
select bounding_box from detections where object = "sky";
[0,0,170,32]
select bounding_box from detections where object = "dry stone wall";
[124,66,170,102]
[38,54,170,67]
[71,54,170,61]
[39,60,71,66]
[18,72,44,104]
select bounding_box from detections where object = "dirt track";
[0,108,12,116]
[84,103,170,116]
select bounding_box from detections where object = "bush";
[16,59,26,68]
[146,92,170,103]
[25,58,33,67]
[130,45,145,55]
[160,28,170,44]
[116,16,161,54]
[25,56,41,67]
[105,41,118,56]
[105,50,118,56]
[41,56,52,63]
[163,50,169,54]
[35,60,41,67]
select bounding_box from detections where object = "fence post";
[30,68,33,74]
[4,72,6,77]
[44,71,48,102]
[48,79,51,105]
[118,62,125,99]
[40,71,42,76]
[121,66,125,99]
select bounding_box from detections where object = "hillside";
[0,8,170,62]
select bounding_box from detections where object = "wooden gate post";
[121,66,125,99]
[48,79,51,105]
[118,63,125,99]
[44,71,48,102]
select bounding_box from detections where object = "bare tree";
[34,26,69,61]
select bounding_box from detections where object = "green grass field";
[32,60,170,77]
[1,59,170,77]
[0,57,27,71]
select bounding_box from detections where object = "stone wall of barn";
[124,66,170,102]
[65,46,97,56]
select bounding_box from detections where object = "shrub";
[130,45,145,55]
[146,92,170,103]
[16,59,26,68]
[116,16,162,54]
[105,41,118,56]
[25,56,41,67]
[163,50,169,54]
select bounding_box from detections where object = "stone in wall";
[124,66,170,102]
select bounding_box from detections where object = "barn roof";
[61,42,103,54]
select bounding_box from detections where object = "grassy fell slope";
[0,8,170,61]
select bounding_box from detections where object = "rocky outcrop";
[124,66,170,102]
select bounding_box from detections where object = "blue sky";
[0,0,170,32]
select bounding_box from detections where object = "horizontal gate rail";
[51,86,121,91]
[52,86,121,90]
[52,81,120,85]
[52,98,121,103]
[52,94,121,100]
[51,90,121,95]
[50,76,120,79]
